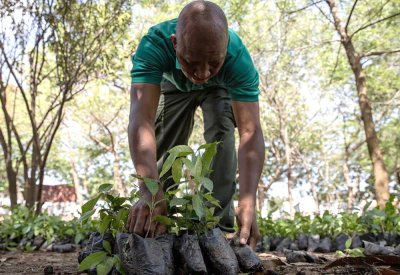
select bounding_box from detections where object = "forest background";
[0,0,399,218]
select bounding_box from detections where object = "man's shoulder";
[227,29,245,55]
[147,18,177,39]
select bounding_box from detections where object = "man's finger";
[133,214,145,236]
[144,218,152,237]
[128,214,136,233]
[155,223,167,236]
[128,208,138,233]
[248,235,257,250]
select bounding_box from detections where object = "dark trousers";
[155,80,237,232]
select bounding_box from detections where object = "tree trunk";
[282,124,294,218]
[342,158,354,210]
[309,176,320,215]
[6,162,18,208]
[257,179,266,214]
[327,0,390,208]
[113,149,126,196]
[70,158,83,206]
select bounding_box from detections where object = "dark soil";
[0,250,399,274]
[0,250,78,274]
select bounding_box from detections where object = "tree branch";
[345,0,358,32]
[351,11,400,38]
[286,0,324,14]
[361,48,400,58]
[329,43,343,85]
[313,0,334,24]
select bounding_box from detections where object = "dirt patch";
[0,250,399,274]
[0,251,78,275]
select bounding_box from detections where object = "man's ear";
[171,34,177,50]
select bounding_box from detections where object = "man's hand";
[235,201,260,250]
[127,189,167,238]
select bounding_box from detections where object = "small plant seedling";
[79,184,133,274]
[78,239,125,275]
[132,142,222,235]
[335,238,365,257]
[80,183,132,236]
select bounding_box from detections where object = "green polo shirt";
[131,18,259,102]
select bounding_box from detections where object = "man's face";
[171,34,227,84]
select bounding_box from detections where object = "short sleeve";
[131,35,169,85]
[224,31,259,102]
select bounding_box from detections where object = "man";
[127,0,264,249]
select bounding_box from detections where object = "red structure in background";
[41,185,77,202]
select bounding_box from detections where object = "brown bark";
[70,157,83,206]
[309,175,320,215]
[89,130,127,196]
[342,157,354,209]
[327,0,390,208]
[112,149,126,196]
[5,159,18,207]
[257,179,266,213]
[281,122,294,218]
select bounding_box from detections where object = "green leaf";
[345,238,352,249]
[117,208,129,226]
[172,158,183,184]
[181,158,195,172]
[99,184,113,193]
[111,197,128,209]
[192,194,204,219]
[160,151,178,178]
[79,251,107,270]
[154,215,173,225]
[335,250,345,257]
[22,225,32,235]
[194,155,202,177]
[168,145,194,156]
[99,215,111,234]
[203,193,221,208]
[74,233,84,244]
[201,142,218,173]
[195,176,213,192]
[102,240,112,254]
[170,197,189,207]
[80,209,96,222]
[143,177,159,196]
[97,256,114,275]
[113,255,126,275]
[82,195,100,214]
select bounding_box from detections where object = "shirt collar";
[175,58,181,70]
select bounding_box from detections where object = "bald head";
[171,1,228,84]
[176,1,228,46]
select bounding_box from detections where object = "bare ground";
[0,250,399,275]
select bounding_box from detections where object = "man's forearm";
[237,129,265,205]
[128,118,159,191]
[128,83,161,193]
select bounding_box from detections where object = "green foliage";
[258,198,400,239]
[80,184,133,236]
[78,248,125,275]
[336,238,365,257]
[0,206,97,251]
[78,184,133,274]
[161,142,221,235]
[133,142,221,235]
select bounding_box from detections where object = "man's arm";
[127,83,167,237]
[128,83,160,180]
[232,100,265,249]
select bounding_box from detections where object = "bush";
[0,206,97,251]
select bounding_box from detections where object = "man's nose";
[194,65,211,80]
